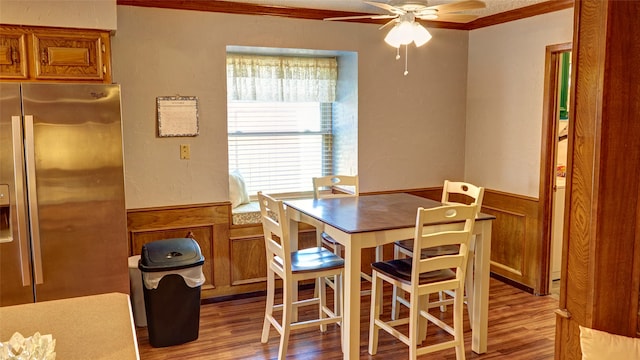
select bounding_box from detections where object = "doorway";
[550,50,571,298]
[538,42,572,296]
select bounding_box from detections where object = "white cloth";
[227,54,337,102]
[142,266,205,290]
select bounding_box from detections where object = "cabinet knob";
[41,49,48,64]
[11,46,20,63]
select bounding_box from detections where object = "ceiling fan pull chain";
[396,46,400,60]
[404,45,409,76]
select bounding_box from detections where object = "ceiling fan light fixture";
[412,23,432,47]
[384,21,414,48]
[383,26,403,48]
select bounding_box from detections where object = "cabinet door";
[32,31,108,81]
[0,30,28,80]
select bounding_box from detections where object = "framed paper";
[157,96,199,137]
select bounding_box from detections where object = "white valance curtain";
[227,54,337,102]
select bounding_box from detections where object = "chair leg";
[316,242,340,311]
[334,244,342,318]
[438,290,448,312]
[391,245,405,320]
[261,268,275,343]
[408,292,420,360]
[335,272,342,321]
[339,275,344,352]
[319,276,328,332]
[465,252,474,328]
[417,294,429,342]
[453,287,466,360]
[279,280,292,360]
[391,280,401,320]
[368,273,383,355]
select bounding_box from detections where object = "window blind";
[228,101,333,197]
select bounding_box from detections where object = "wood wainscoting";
[127,202,317,300]
[127,187,545,300]
[127,203,230,299]
[481,190,542,294]
[227,221,317,290]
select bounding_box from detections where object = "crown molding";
[464,0,574,30]
[116,0,573,30]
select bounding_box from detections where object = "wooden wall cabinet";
[0,26,112,83]
[0,29,27,79]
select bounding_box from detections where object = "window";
[227,52,348,198]
[227,101,333,197]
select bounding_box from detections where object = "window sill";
[232,202,262,225]
[231,194,314,225]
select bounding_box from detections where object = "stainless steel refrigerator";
[0,83,129,306]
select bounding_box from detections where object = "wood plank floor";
[136,277,558,359]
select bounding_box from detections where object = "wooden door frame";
[556,1,640,358]
[538,42,572,295]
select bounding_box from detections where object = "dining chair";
[368,203,477,360]
[258,192,344,360]
[312,175,374,314]
[392,180,484,320]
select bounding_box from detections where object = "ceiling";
[117,0,573,30]
[217,0,553,19]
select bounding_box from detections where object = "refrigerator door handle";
[11,116,33,287]
[24,115,44,285]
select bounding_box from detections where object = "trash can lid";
[139,238,205,272]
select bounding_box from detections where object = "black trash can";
[139,238,205,348]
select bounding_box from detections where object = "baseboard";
[491,272,535,294]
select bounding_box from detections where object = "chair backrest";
[411,204,477,292]
[312,175,359,200]
[258,191,291,273]
[441,180,485,215]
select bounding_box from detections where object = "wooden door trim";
[538,42,572,295]
[557,1,640,358]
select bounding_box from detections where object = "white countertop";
[0,293,140,360]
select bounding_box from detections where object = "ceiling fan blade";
[324,14,394,21]
[379,18,399,30]
[364,1,406,14]
[425,0,486,14]
[419,13,478,23]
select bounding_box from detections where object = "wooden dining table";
[284,193,495,360]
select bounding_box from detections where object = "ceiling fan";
[325,0,487,24]
[325,1,486,75]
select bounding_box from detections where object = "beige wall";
[0,1,575,206]
[0,0,117,30]
[112,6,469,209]
[465,9,574,198]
